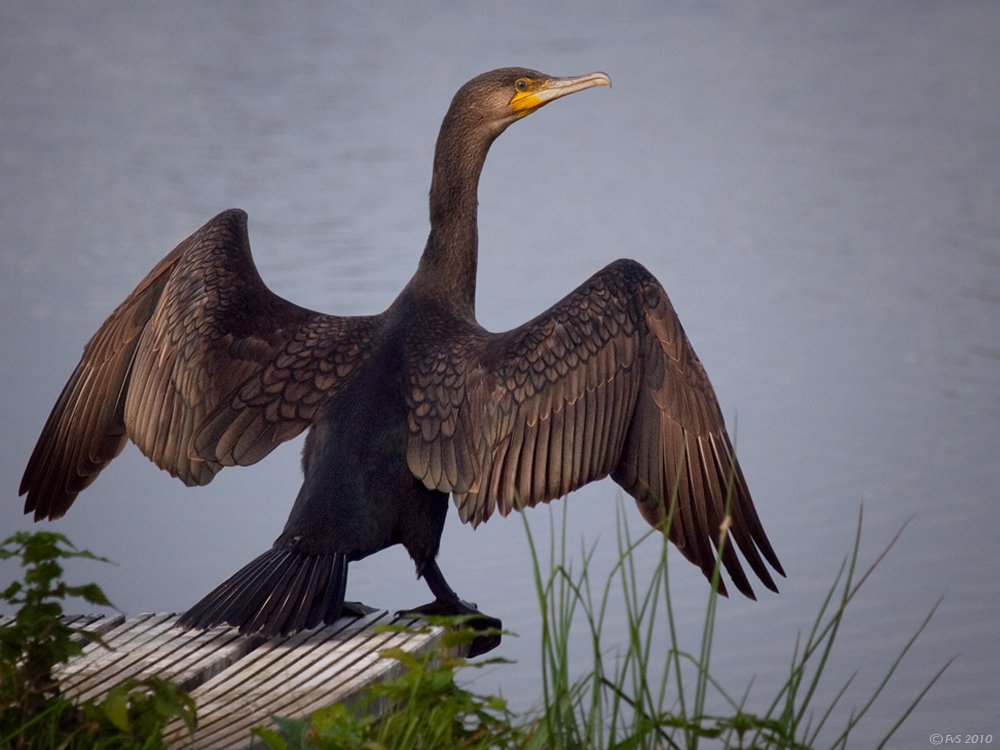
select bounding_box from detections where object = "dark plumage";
[20,68,784,639]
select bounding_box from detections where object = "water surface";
[2,2,998,746]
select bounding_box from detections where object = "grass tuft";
[518,501,948,749]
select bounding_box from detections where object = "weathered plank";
[171,612,443,749]
[4,610,444,749]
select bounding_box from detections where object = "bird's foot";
[398,599,502,658]
[399,597,476,617]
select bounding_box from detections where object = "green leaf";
[252,725,291,750]
[309,702,350,734]
[269,714,312,750]
[65,582,115,609]
[101,684,132,733]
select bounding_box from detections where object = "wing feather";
[20,209,374,520]
[407,258,784,597]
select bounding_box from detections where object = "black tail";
[178,547,348,638]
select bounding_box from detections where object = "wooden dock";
[6,610,444,749]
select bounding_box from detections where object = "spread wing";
[406,258,783,597]
[20,209,376,520]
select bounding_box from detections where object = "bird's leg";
[416,559,479,612]
[399,560,502,657]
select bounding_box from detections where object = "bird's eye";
[515,78,529,92]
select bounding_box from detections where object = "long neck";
[409,109,497,321]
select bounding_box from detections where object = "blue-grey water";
[2,2,998,746]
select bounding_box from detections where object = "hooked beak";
[510,71,611,117]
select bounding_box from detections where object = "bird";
[19,67,784,642]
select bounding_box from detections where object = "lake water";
[2,2,998,746]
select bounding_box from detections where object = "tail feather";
[178,547,348,638]
[299,554,348,633]
[198,548,295,628]
[199,549,292,625]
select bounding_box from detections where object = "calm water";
[2,2,998,746]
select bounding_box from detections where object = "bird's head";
[445,67,612,140]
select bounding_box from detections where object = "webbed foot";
[398,599,502,657]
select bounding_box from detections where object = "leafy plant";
[80,677,197,748]
[1,531,113,745]
[0,531,196,749]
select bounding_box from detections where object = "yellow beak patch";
[509,72,611,117]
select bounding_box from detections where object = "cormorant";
[19,68,784,640]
